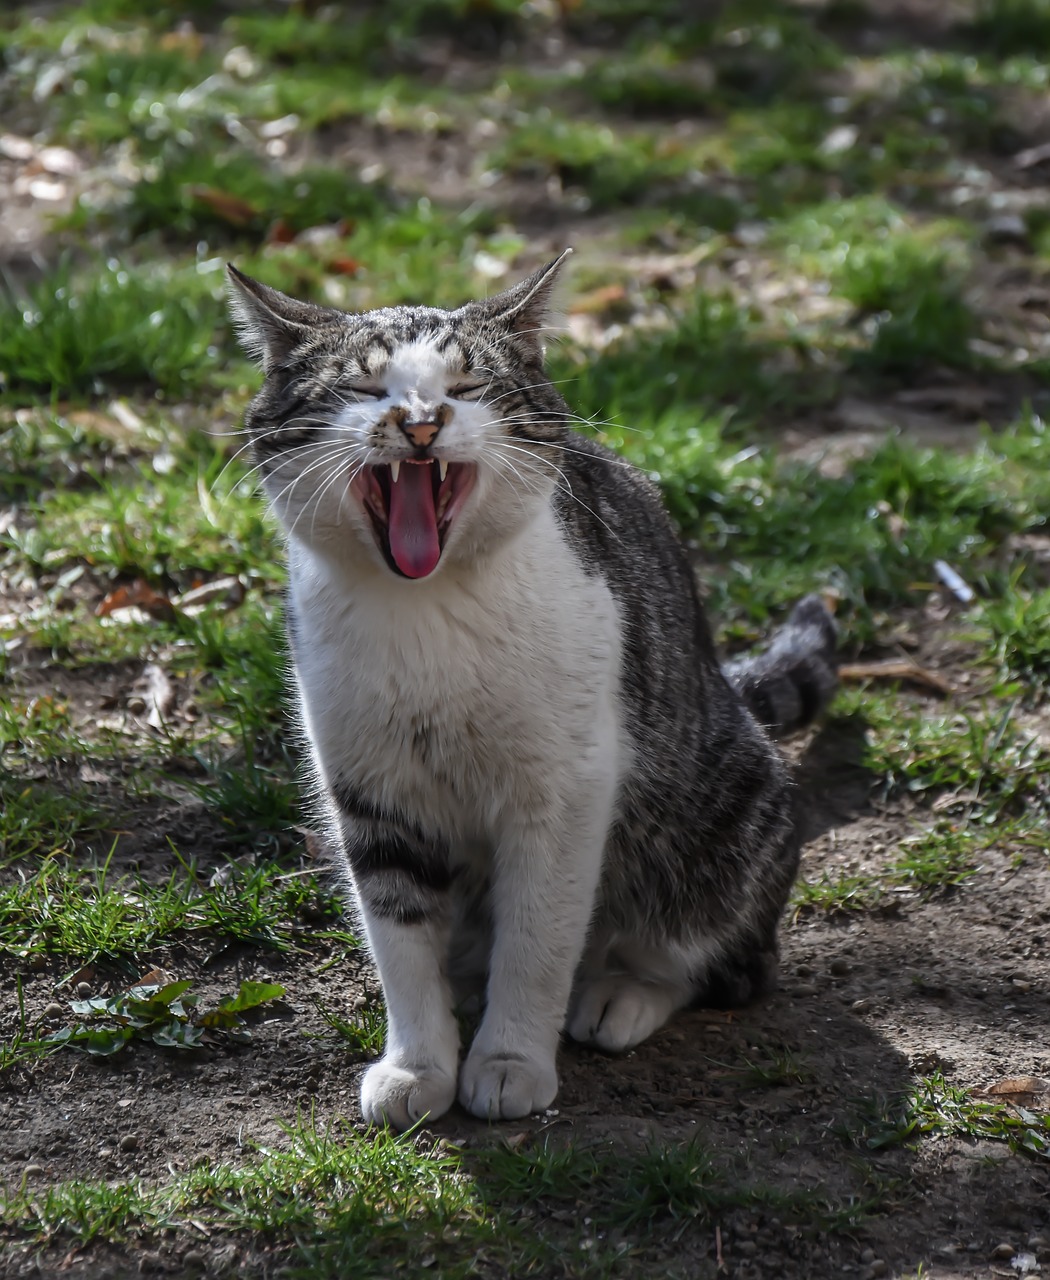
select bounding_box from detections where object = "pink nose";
[403,421,439,448]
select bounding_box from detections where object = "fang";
[390,460,401,484]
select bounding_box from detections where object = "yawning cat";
[228,253,837,1128]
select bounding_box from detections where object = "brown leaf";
[975,1076,1050,1099]
[135,967,177,988]
[96,580,177,622]
[159,28,204,58]
[570,284,628,315]
[187,185,260,227]
[267,218,296,245]
[326,255,362,276]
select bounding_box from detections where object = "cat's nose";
[401,421,440,449]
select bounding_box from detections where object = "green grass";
[0,259,236,398]
[0,1119,868,1275]
[866,1073,1050,1161]
[0,853,346,968]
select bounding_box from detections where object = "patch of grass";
[792,869,884,916]
[0,779,108,862]
[0,259,236,399]
[124,149,389,243]
[981,581,1050,689]
[774,197,978,372]
[966,0,1050,58]
[0,853,346,967]
[888,823,983,891]
[854,691,1050,820]
[866,1072,1050,1160]
[313,998,387,1059]
[489,116,715,214]
[794,819,1016,915]
[0,1118,874,1271]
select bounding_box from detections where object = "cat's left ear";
[226,264,334,373]
[473,248,572,353]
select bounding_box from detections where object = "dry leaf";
[267,218,296,245]
[97,580,177,622]
[570,284,628,315]
[187,185,260,226]
[975,1076,1050,1099]
[326,255,362,276]
[136,967,177,987]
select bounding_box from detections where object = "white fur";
[290,497,626,1122]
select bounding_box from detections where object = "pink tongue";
[387,463,441,578]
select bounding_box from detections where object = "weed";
[312,998,386,1058]
[866,1073,1050,1160]
[44,977,285,1057]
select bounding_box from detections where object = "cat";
[227,252,838,1129]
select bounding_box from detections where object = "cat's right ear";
[226,265,331,373]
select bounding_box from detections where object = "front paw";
[458,1049,558,1121]
[360,1059,457,1130]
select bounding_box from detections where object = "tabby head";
[227,253,570,581]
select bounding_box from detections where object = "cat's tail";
[723,594,839,737]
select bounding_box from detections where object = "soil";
[2,3,1050,1277]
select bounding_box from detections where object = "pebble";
[859,1248,876,1264]
[24,1164,43,1176]
[43,1002,66,1020]
[75,982,93,999]
[182,1250,206,1268]
[736,1240,757,1256]
[793,983,818,997]
[98,1147,113,1158]
[830,958,851,976]
[794,963,814,977]
[851,998,873,1013]
[984,212,1029,246]
[120,1133,140,1153]
[127,695,146,714]
[993,1243,1016,1259]
[27,953,47,972]
[1012,979,1032,993]
[1029,1235,1049,1253]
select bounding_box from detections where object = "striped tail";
[723,594,839,737]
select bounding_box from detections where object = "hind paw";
[567,977,682,1052]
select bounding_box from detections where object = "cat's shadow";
[791,713,875,845]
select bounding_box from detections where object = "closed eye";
[348,385,386,399]
[448,383,487,401]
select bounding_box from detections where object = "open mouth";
[350,460,477,579]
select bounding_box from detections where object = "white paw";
[458,1049,558,1121]
[360,1059,457,1130]
[567,976,676,1052]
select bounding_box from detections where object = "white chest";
[287,510,623,838]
